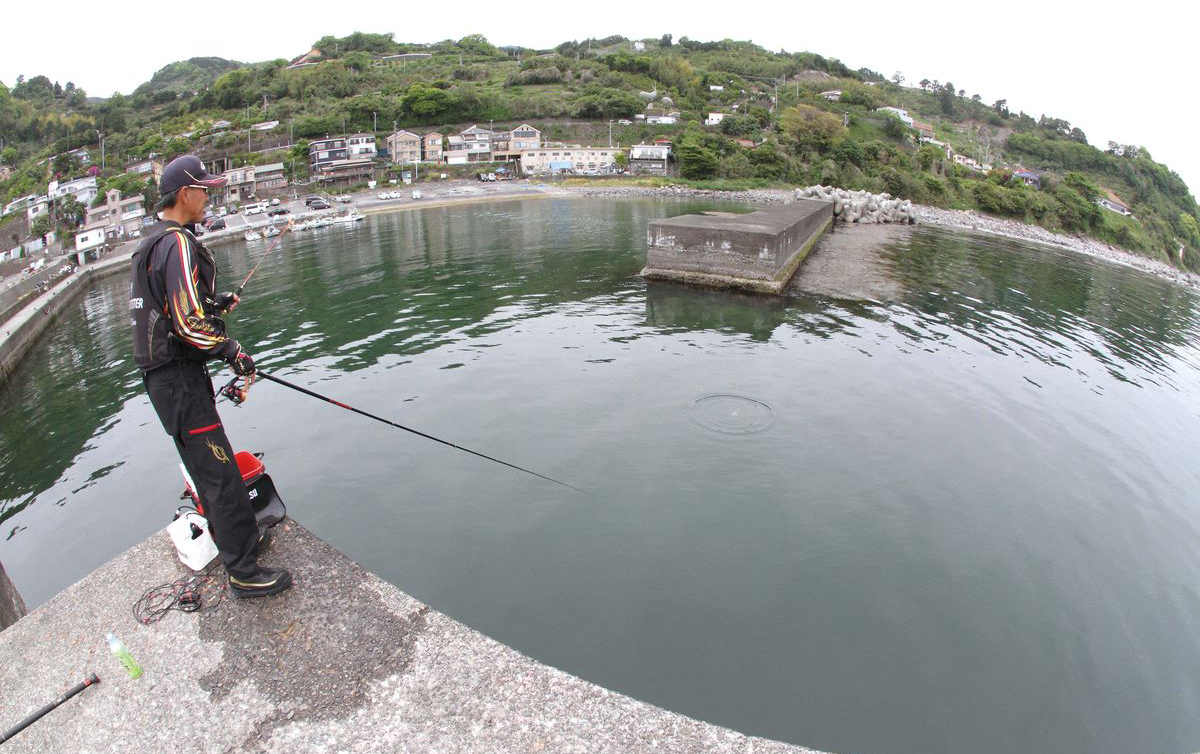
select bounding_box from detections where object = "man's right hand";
[227,344,256,376]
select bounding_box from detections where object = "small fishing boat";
[263,225,281,238]
[243,230,261,241]
[332,212,364,224]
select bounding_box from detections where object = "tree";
[992,99,1009,117]
[674,133,717,178]
[30,214,53,239]
[892,72,905,85]
[919,78,930,91]
[0,146,16,166]
[401,84,451,119]
[614,151,628,169]
[57,195,86,229]
[780,105,845,152]
[660,34,672,47]
[939,82,956,114]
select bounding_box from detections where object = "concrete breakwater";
[642,200,833,295]
[795,186,916,225]
[0,521,828,754]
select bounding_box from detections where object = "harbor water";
[2,198,1199,754]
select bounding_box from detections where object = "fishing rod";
[235,219,293,298]
[0,674,100,744]
[224,371,586,494]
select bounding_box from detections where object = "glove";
[226,343,256,376]
[212,292,239,314]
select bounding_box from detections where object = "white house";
[821,90,842,102]
[646,115,677,125]
[876,106,914,126]
[705,113,728,127]
[3,194,39,217]
[346,133,377,158]
[709,85,724,92]
[50,176,98,206]
[75,227,107,253]
[633,41,645,51]
[27,196,50,222]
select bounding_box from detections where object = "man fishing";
[129,154,291,598]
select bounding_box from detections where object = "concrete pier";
[642,200,833,295]
[0,521,827,754]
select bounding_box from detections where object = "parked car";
[308,199,331,209]
[243,202,268,215]
[217,207,228,217]
[336,195,353,203]
[618,119,632,125]
[205,217,227,231]
[305,195,325,206]
[270,197,281,206]
[268,207,290,216]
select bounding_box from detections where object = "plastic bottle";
[106,633,142,679]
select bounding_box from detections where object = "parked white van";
[243,202,268,215]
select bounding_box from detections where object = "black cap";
[160,155,227,196]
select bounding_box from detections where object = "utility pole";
[608,120,613,147]
[373,111,377,134]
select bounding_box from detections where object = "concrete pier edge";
[0,521,827,754]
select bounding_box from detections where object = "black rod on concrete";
[0,673,99,744]
[255,371,587,494]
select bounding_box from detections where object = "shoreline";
[562,185,1200,292]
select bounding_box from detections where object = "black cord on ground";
[132,561,227,625]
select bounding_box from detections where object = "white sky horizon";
[4,1,1198,198]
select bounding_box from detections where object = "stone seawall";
[0,246,134,385]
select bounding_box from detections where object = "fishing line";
[229,371,586,494]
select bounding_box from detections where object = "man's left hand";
[213,292,240,314]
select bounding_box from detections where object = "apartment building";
[84,189,146,238]
[629,144,671,174]
[387,130,423,163]
[520,146,624,175]
[309,137,349,172]
[423,132,444,162]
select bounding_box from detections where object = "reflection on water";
[3,201,1200,754]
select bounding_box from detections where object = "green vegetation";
[0,33,1196,269]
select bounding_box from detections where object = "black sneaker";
[229,566,292,598]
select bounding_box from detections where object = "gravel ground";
[565,185,1200,292]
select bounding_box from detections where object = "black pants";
[144,360,259,579]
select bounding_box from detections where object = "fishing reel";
[220,374,251,405]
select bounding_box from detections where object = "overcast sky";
[5,0,1198,195]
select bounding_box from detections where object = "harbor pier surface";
[0,521,827,754]
[642,199,833,295]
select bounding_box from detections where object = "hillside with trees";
[1,33,1197,270]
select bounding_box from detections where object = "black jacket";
[130,220,239,372]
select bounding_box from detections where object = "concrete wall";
[643,200,833,294]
